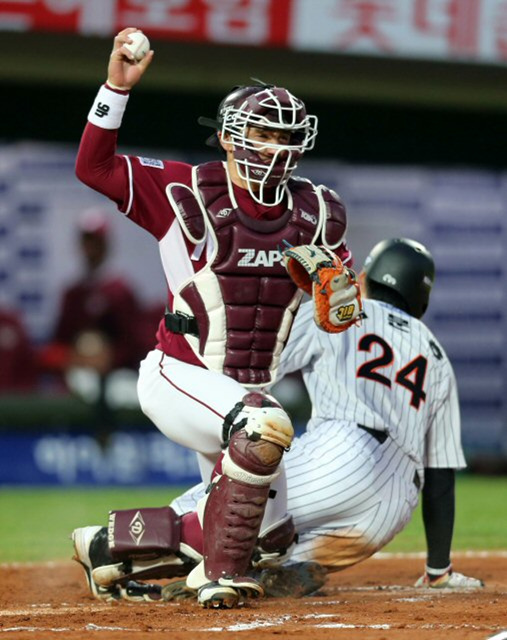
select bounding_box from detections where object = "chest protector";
[166,161,346,387]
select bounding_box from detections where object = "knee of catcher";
[222,392,294,451]
[224,430,284,484]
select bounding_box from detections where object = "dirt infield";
[1,554,506,639]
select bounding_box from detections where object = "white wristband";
[87,85,129,130]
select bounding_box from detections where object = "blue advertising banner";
[0,431,201,486]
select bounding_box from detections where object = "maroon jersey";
[53,271,143,370]
[76,123,352,380]
[0,309,38,392]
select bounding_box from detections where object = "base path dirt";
[1,553,506,639]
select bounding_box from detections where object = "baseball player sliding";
[72,238,482,602]
[71,27,361,608]
[169,238,483,593]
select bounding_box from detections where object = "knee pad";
[224,430,283,482]
[223,392,294,450]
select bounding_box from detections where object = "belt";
[357,423,388,444]
[357,424,421,490]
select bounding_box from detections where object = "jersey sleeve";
[75,85,193,241]
[121,156,192,240]
[277,300,321,381]
[424,359,467,469]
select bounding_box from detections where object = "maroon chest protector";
[168,161,346,386]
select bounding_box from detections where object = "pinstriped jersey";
[277,299,466,470]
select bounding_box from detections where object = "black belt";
[165,310,199,337]
[357,423,388,444]
[357,424,421,490]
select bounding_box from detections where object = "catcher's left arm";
[282,244,362,333]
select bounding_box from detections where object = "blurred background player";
[0,306,38,393]
[70,238,483,603]
[38,209,147,427]
[71,27,361,609]
[39,209,144,380]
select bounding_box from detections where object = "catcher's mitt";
[282,244,362,333]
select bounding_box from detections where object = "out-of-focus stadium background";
[1,0,507,487]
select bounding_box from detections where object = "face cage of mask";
[221,111,318,207]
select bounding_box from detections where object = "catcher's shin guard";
[190,397,294,608]
[253,514,297,568]
[72,507,202,600]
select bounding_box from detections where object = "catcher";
[72,26,361,609]
[73,239,483,602]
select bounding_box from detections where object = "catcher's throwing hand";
[414,567,484,589]
[282,244,362,333]
[107,27,154,90]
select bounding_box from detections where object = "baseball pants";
[172,419,420,570]
[137,348,289,527]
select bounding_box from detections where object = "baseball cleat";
[415,570,484,589]
[197,576,263,609]
[121,580,163,602]
[71,526,121,601]
[162,564,324,602]
[161,579,197,602]
[197,582,240,609]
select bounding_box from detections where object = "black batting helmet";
[363,238,435,319]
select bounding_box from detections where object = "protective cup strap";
[88,84,129,130]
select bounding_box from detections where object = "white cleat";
[197,582,240,609]
[71,526,121,601]
[197,576,264,609]
[415,571,484,589]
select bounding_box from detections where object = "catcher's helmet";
[198,81,318,206]
[363,238,435,319]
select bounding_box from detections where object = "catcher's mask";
[363,238,435,319]
[198,81,318,207]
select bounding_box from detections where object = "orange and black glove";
[283,244,362,333]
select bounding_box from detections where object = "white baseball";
[123,31,150,62]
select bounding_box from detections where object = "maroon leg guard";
[203,476,271,581]
[108,506,182,561]
[202,429,285,582]
[255,515,296,564]
[259,516,295,552]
